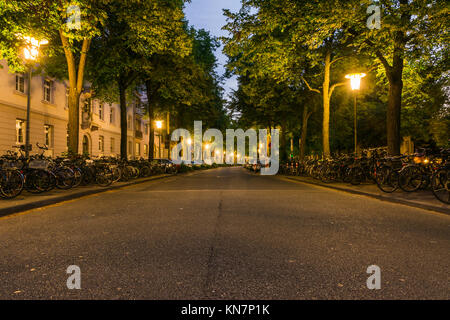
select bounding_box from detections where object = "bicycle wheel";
[25,170,54,193]
[120,166,131,182]
[131,166,140,179]
[96,166,113,187]
[350,167,364,185]
[72,167,82,188]
[319,166,329,183]
[111,166,122,183]
[342,167,352,183]
[55,167,75,190]
[431,169,449,204]
[81,166,95,185]
[0,170,24,199]
[375,165,399,193]
[399,165,422,192]
[140,166,151,177]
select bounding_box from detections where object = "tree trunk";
[145,80,155,161]
[375,0,408,156]
[280,123,287,162]
[119,78,128,160]
[386,24,406,156]
[387,77,403,155]
[60,32,90,155]
[299,105,311,162]
[322,51,331,158]
[67,88,80,155]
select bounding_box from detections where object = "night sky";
[184,0,242,100]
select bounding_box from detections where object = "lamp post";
[166,112,170,159]
[155,120,163,159]
[19,36,48,158]
[345,73,366,154]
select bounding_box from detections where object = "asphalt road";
[0,167,449,299]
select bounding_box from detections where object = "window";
[16,74,25,93]
[82,99,92,125]
[109,107,115,124]
[127,115,132,130]
[135,143,141,157]
[44,125,53,147]
[98,104,104,121]
[128,141,132,155]
[145,124,149,135]
[99,136,104,152]
[110,137,115,153]
[144,144,148,156]
[16,119,25,144]
[43,79,53,103]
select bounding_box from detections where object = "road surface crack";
[202,193,223,298]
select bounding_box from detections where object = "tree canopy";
[223,0,449,158]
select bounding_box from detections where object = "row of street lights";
[15,35,366,159]
[150,73,366,160]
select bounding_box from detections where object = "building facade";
[0,60,164,159]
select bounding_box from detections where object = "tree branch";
[329,82,346,99]
[374,50,392,75]
[76,38,91,93]
[301,76,321,94]
[59,30,77,89]
[365,39,392,76]
[125,70,139,88]
[330,56,345,66]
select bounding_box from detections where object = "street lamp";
[155,120,163,159]
[18,35,48,158]
[345,73,366,154]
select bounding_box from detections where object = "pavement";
[279,175,450,215]
[0,167,449,299]
[0,174,172,217]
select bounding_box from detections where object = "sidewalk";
[281,175,450,215]
[0,174,173,218]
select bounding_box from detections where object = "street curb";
[281,176,450,215]
[0,174,174,218]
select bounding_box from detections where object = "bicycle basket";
[28,159,50,170]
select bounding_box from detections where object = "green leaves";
[222,0,449,154]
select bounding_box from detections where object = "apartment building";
[0,59,164,159]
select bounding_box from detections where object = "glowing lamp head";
[24,47,39,61]
[155,120,163,129]
[345,73,366,90]
[205,143,210,150]
[18,35,48,61]
[187,138,192,145]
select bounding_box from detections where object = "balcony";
[135,130,143,139]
